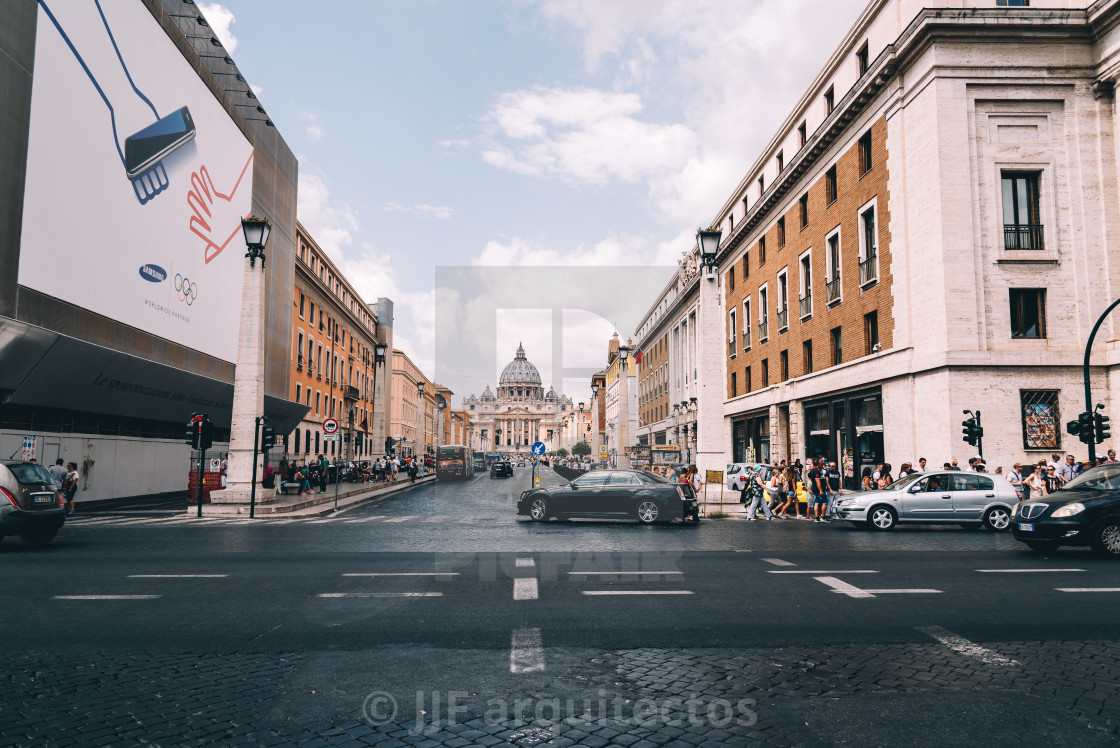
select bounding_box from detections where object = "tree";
[572,441,592,457]
[557,448,569,458]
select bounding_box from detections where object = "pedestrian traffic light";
[260,425,276,450]
[1095,409,1111,443]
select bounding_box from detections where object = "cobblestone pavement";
[3,639,1117,746]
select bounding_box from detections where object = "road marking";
[510,627,545,673]
[342,572,458,577]
[382,515,418,523]
[344,516,386,523]
[423,515,451,523]
[861,589,942,594]
[581,590,694,596]
[917,625,1019,667]
[813,576,875,598]
[127,577,227,582]
[977,569,1084,573]
[769,570,878,574]
[515,558,535,568]
[54,595,161,600]
[568,571,683,576]
[1056,588,1120,593]
[762,558,795,567]
[316,592,443,598]
[513,578,538,600]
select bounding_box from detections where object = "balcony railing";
[1004,224,1043,250]
[728,339,737,357]
[741,329,751,350]
[758,320,769,342]
[826,277,841,305]
[799,294,812,319]
[776,308,789,331]
[345,385,360,401]
[859,254,878,286]
[296,355,304,371]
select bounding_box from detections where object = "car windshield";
[1063,463,1120,492]
[8,464,54,485]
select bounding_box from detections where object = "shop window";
[996,0,1029,5]
[1021,390,1059,449]
[1010,289,1046,339]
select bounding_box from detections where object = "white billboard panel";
[19,0,254,363]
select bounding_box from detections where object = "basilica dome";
[499,343,541,385]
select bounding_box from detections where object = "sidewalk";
[193,474,436,518]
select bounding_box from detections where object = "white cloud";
[384,202,453,220]
[250,83,263,97]
[296,169,359,261]
[300,111,323,141]
[196,3,238,54]
[437,139,470,148]
[472,233,679,267]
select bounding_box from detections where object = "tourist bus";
[436,444,472,480]
[473,451,485,472]
[485,452,502,468]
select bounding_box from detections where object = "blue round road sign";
[531,441,547,456]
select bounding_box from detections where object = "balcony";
[1004,224,1043,250]
[741,329,751,350]
[345,385,360,401]
[296,355,304,371]
[758,320,769,342]
[728,339,737,357]
[826,276,841,305]
[859,254,878,286]
[799,294,812,320]
[776,308,788,332]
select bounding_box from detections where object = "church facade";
[462,344,572,452]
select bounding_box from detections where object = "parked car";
[0,461,65,547]
[490,460,514,478]
[834,471,1018,531]
[1011,463,1120,557]
[725,463,758,492]
[517,469,699,524]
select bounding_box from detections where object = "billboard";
[19,0,254,363]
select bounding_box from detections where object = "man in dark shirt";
[825,461,842,521]
[808,459,827,522]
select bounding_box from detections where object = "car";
[1011,463,1120,557]
[490,460,514,478]
[725,463,758,492]
[833,470,1018,531]
[517,469,699,524]
[0,461,66,547]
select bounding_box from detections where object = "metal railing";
[296,355,304,371]
[758,320,769,342]
[741,329,751,350]
[1004,224,1043,250]
[799,294,812,319]
[776,308,788,331]
[728,339,737,357]
[859,254,877,285]
[826,277,841,305]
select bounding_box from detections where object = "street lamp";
[374,343,387,364]
[697,227,722,277]
[617,345,631,469]
[241,216,272,268]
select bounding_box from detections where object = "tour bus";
[436,444,472,480]
[473,451,485,472]
[485,452,502,468]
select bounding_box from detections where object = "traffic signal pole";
[249,416,262,519]
[1083,297,1120,466]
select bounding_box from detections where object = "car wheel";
[866,506,896,531]
[529,497,549,521]
[1025,540,1059,555]
[1089,519,1120,559]
[20,528,57,547]
[636,500,660,524]
[983,507,1011,532]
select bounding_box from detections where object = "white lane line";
[862,589,943,594]
[382,515,417,523]
[342,572,458,577]
[917,625,1019,667]
[515,558,535,568]
[769,570,878,574]
[1056,588,1120,593]
[54,595,161,600]
[510,627,545,673]
[316,592,443,598]
[513,578,539,600]
[581,590,694,596]
[813,576,875,598]
[762,558,795,567]
[568,571,683,576]
[127,577,227,582]
[977,569,1084,573]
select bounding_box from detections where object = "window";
[1002,172,1042,250]
[729,213,734,233]
[864,311,879,355]
[1021,390,1059,450]
[776,150,784,173]
[729,309,737,358]
[742,298,752,350]
[758,175,765,198]
[759,285,769,342]
[299,293,305,318]
[742,197,749,216]
[799,193,809,229]
[830,327,843,366]
[859,202,878,286]
[759,236,767,266]
[761,359,769,387]
[825,165,838,205]
[315,391,321,414]
[1010,289,1046,339]
[731,372,737,398]
[799,251,813,319]
[745,366,752,393]
[858,130,873,176]
[857,41,869,76]
[803,340,813,374]
[742,252,749,280]
[798,121,807,148]
[295,383,302,403]
[777,217,786,247]
[728,266,735,292]
[824,85,835,115]
[826,229,841,305]
[777,269,789,331]
[309,301,315,325]
[780,350,789,382]
[297,332,304,368]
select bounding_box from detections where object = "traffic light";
[1068,411,1095,445]
[1095,409,1111,443]
[962,416,979,446]
[586,424,592,432]
[186,414,213,450]
[186,414,202,447]
[260,425,276,450]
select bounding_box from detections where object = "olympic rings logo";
[174,274,198,306]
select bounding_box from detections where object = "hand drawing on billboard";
[38,0,197,204]
[187,157,255,265]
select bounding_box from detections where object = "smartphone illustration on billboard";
[124,106,196,179]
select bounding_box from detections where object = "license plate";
[1019,523,1034,532]
[32,494,56,504]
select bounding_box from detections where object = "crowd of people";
[272,454,425,495]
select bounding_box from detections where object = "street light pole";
[618,346,631,469]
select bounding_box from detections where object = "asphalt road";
[2,464,1118,747]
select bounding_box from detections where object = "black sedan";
[517,469,699,524]
[490,460,514,478]
[1011,463,1120,557]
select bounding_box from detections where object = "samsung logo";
[139,264,167,283]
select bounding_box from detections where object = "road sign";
[209,458,221,471]
[322,433,340,442]
[599,444,608,458]
[531,441,547,456]
[323,418,339,434]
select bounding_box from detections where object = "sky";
[199,0,866,406]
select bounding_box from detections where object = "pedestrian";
[949,459,961,471]
[1023,464,1045,499]
[825,461,842,520]
[298,464,313,495]
[808,459,827,522]
[219,456,228,488]
[408,457,418,483]
[48,458,66,488]
[1006,462,1023,495]
[918,457,928,472]
[1057,454,1077,484]
[897,462,914,479]
[319,454,329,493]
[770,467,788,517]
[392,455,401,482]
[994,466,1003,475]
[1043,464,1062,495]
[746,468,772,521]
[1108,449,1117,463]
[877,463,893,489]
[63,462,79,515]
[1047,453,1063,473]
[861,466,874,492]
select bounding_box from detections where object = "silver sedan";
[834,471,1018,531]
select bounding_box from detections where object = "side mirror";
[908,484,922,494]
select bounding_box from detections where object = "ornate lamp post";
[373,343,388,455]
[618,345,631,469]
[416,381,426,457]
[695,227,725,478]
